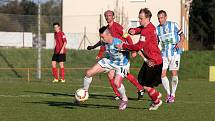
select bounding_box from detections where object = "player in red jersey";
[87,10,144,100]
[52,22,67,83]
[117,8,163,110]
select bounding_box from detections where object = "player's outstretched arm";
[87,41,104,50]
[128,26,143,35]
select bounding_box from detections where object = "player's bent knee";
[161,73,167,78]
[161,75,166,78]
[52,62,57,67]
[107,70,115,79]
[172,70,178,76]
[114,81,121,88]
[108,74,114,80]
[85,70,93,77]
[59,64,64,68]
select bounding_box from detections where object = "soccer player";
[87,10,144,100]
[52,22,67,83]
[82,26,130,110]
[117,8,163,110]
[156,10,184,103]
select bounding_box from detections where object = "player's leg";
[126,73,143,91]
[114,75,127,101]
[59,62,65,82]
[139,63,163,110]
[144,86,162,110]
[83,62,106,91]
[107,70,121,100]
[114,66,128,110]
[123,63,144,97]
[52,54,59,82]
[74,63,105,104]
[169,54,181,103]
[114,74,128,110]
[137,63,146,100]
[58,54,66,82]
[161,57,171,102]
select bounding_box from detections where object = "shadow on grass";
[0,51,22,78]
[24,91,148,101]
[25,100,148,110]
[24,91,149,110]
[24,91,73,97]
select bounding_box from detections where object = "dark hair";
[157,10,167,17]
[139,8,152,19]
[53,22,60,26]
[104,10,114,16]
[99,26,108,34]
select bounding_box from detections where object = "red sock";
[52,68,58,79]
[147,87,160,103]
[126,73,143,91]
[60,68,65,80]
[109,79,120,97]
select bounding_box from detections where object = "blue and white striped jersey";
[156,21,182,57]
[104,38,129,66]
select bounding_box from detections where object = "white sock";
[83,76,92,91]
[161,76,171,95]
[171,76,179,97]
[117,84,128,101]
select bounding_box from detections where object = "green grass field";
[0,49,215,121]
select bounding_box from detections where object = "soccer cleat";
[114,96,120,100]
[137,90,144,100]
[59,79,65,83]
[168,95,175,103]
[52,78,59,83]
[149,100,163,111]
[165,95,171,103]
[119,100,128,111]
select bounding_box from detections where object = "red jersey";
[54,31,67,54]
[97,22,133,57]
[122,23,162,65]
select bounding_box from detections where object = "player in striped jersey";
[156,10,184,103]
[82,26,130,110]
[87,10,144,100]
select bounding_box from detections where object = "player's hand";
[59,50,64,54]
[131,51,137,58]
[146,60,155,67]
[87,46,94,50]
[175,41,183,49]
[116,44,123,50]
[128,29,135,35]
[96,56,101,60]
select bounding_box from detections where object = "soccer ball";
[75,88,89,102]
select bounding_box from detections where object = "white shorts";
[162,54,181,71]
[98,58,129,78]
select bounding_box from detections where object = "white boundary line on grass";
[1,94,215,104]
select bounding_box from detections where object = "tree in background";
[189,0,215,50]
[0,13,22,31]
[41,0,62,33]
[0,0,62,32]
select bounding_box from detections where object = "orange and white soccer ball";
[75,88,89,102]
